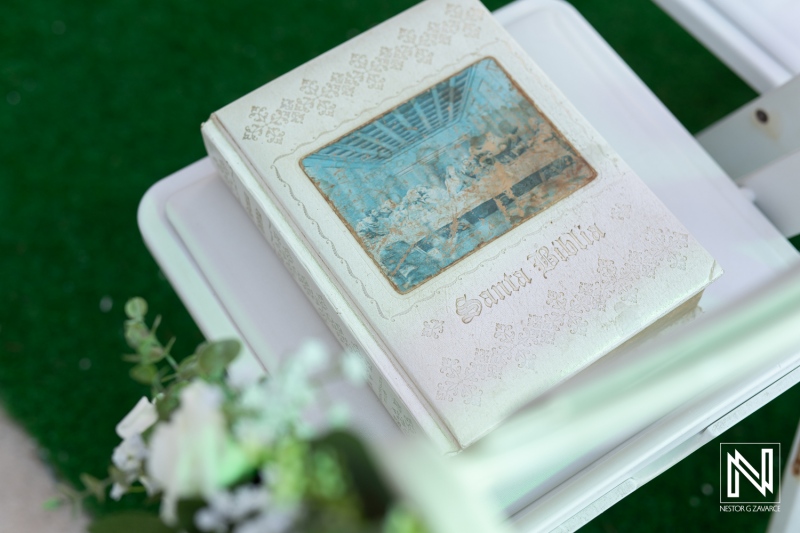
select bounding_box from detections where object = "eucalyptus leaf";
[146,345,166,363]
[125,322,151,350]
[175,498,206,533]
[313,430,394,520]
[159,337,176,363]
[197,340,240,380]
[88,511,177,533]
[192,341,208,357]
[155,382,187,420]
[177,354,198,381]
[130,363,158,385]
[43,497,63,510]
[124,297,148,320]
[137,339,161,364]
[80,473,107,503]
[57,482,81,501]
[108,465,128,485]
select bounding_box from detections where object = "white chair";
[652,0,800,94]
[653,2,800,530]
[139,1,800,530]
[654,0,800,239]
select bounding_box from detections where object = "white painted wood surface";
[652,0,800,92]
[139,1,800,530]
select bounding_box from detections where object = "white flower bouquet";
[50,298,430,533]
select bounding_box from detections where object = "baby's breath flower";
[327,403,350,428]
[233,342,334,450]
[233,504,300,533]
[295,339,328,372]
[195,506,227,533]
[196,486,281,533]
[341,351,369,384]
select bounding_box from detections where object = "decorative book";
[202,0,722,453]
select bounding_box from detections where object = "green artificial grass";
[0,0,796,529]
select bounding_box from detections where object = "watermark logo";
[719,443,780,510]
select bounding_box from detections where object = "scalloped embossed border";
[268,47,608,322]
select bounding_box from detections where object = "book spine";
[202,125,425,440]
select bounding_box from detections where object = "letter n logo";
[720,443,780,504]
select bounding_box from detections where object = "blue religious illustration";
[301,58,596,293]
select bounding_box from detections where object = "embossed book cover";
[202,0,721,452]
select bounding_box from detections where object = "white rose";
[147,381,252,525]
[109,397,158,500]
[109,435,146,501]
[116,396,158,439]
[112,433,147,474]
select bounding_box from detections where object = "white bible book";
[202,0,721,453]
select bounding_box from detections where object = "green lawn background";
[1,0,798,531]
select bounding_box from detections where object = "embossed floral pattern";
[645,227,689,270]
[445,3,483,39]
[493,323,515,343]
[268,226,298,279]
[469,322,540,377]
[390,397,417,435]
[596,257,638,303]
[573,281,608,314]
[210,155,240,198]
[242,106,285,145]
[471,348,506,380]
[523,314,557,347]
[547,288,589,336]
[241,3,486,144]
[610,203,632,220]
[422,319,444,339]
[437,357,481,406]
[432,225,691,408]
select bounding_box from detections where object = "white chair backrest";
[654,0,800,92]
